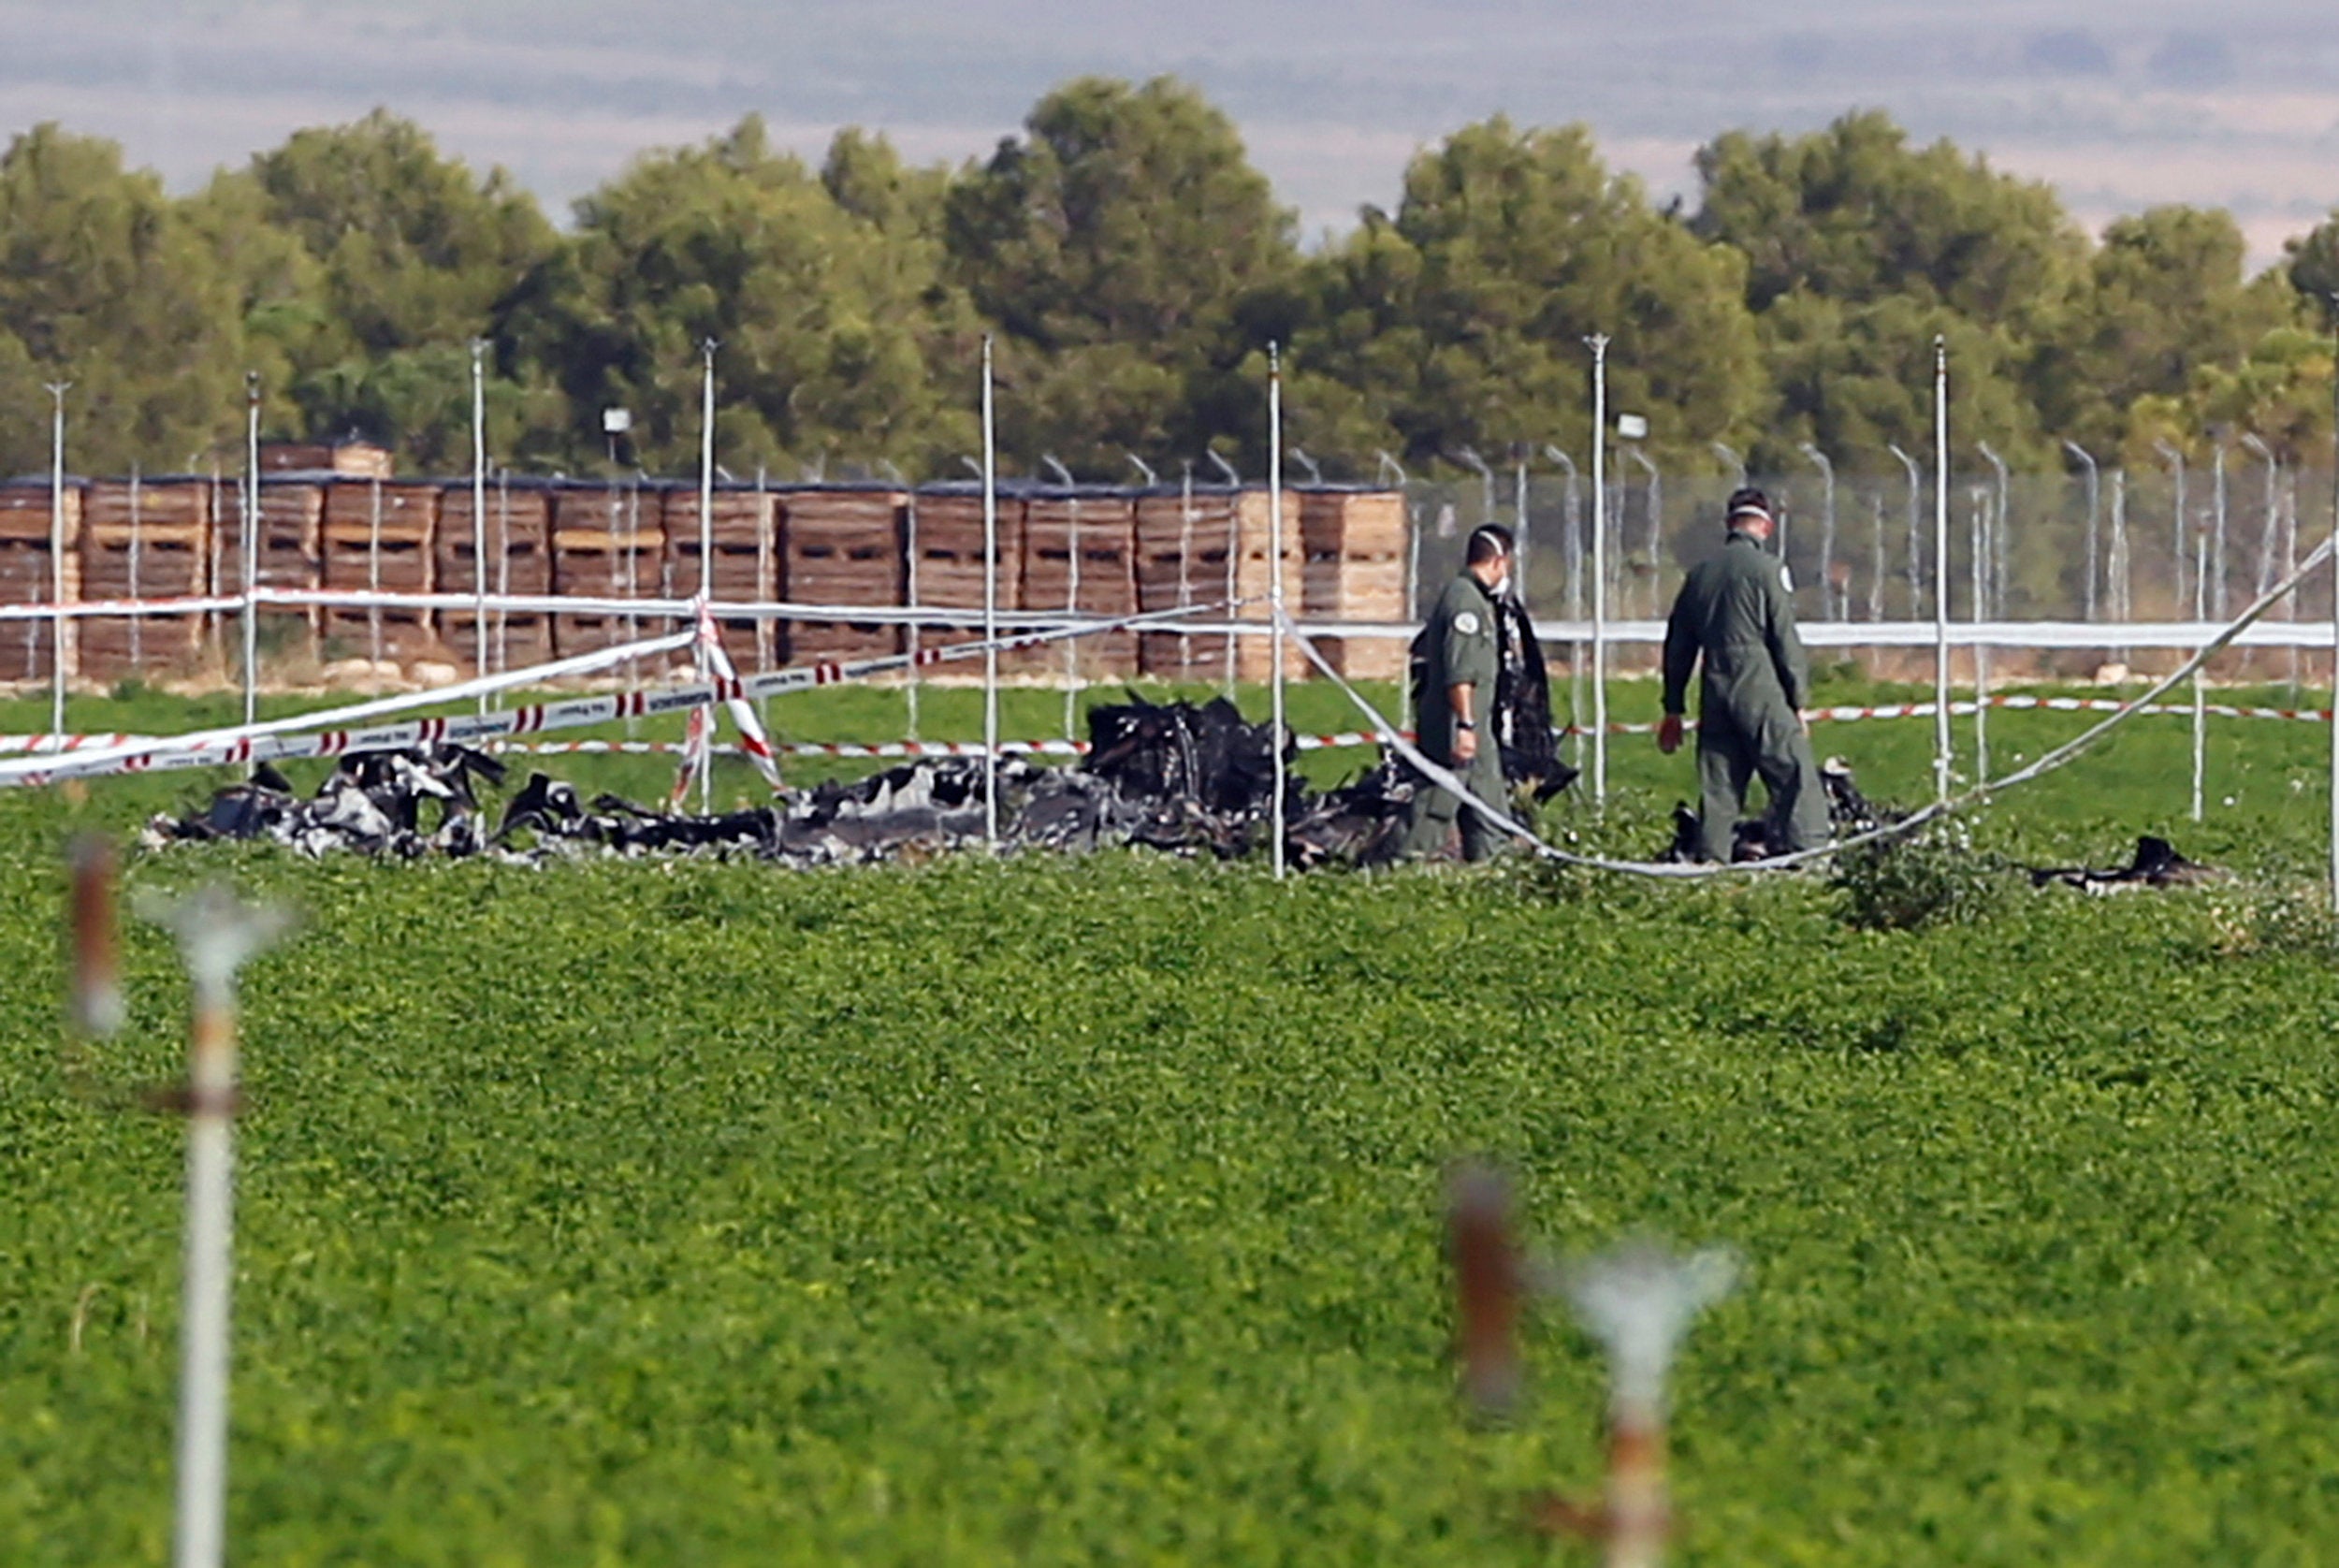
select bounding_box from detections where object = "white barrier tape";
[0,586,1226,633]
[10,690,2338,765]
[10,581,2339,650]
[1,601,1230,788]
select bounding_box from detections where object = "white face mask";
[1491,571,1512,598]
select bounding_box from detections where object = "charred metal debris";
[142,694,1553,870]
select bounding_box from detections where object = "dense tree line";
[1,83,2334,484]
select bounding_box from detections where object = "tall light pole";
[981,335,999,850]
[1588,335,1611,804]
[45,380,69,736]
[2063,440,2100,622]
[470,341,488,705]
[1931,337,1952,804]
[1268,342,1288,881]
[241,372,261,730]
[1797,443,1836,618]
[2325,294,2338,907]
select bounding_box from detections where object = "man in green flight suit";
[1657,487,1829,863]
[1404,524,1515,862]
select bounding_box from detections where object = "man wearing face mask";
[1403,524,1516,862]
[1657,487,1828,862]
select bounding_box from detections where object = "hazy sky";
[3,1,2336,266]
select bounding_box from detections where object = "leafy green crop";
[2,676,2337,1563]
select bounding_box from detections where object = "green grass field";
[3,672,2337,1563]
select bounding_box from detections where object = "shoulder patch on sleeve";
[1454,610,1482,636]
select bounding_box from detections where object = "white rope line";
[8,584,2339,648]
[9,690,2339,761]
[0,630,698,785]
[0,600,1236,788]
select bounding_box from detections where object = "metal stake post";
[1588,336,1610,804]
[1269,344,1288,880]
[1931,338,1952,803]
[981,338,999,851]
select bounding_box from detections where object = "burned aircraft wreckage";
[149,585,1586,870]
[142,586,2213,885]
[148,699,1424,870]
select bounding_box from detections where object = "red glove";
[1656,714,1684,755]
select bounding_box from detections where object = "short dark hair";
[1726,487,1773,527]
[1466,524,1515,565]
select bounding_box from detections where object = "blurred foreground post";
[1445,1165,1521,1418]
[66,835,123,1040]
[1561,1241,1738,1568]
[143,885,293,1568]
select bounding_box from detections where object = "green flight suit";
[1661,530,1828,863]
[1404,570,1510,862]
